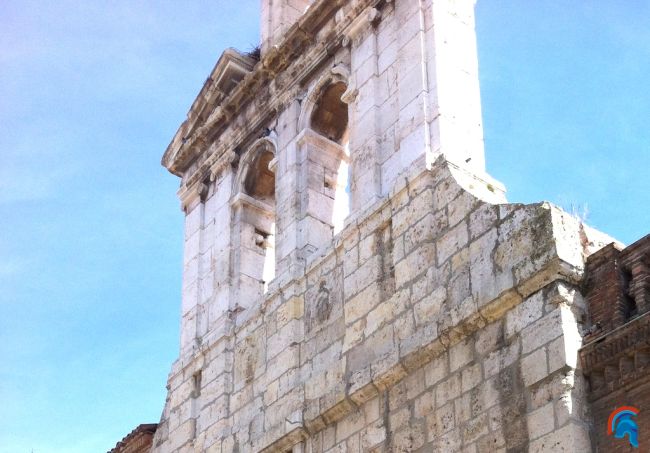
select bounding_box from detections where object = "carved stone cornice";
[177,150,237,211]
[208,149,237,182]
[177,180,209,212]
[163,49,257,175]
[580,311,650,400]
[230,192,274,215]
[162,0,389,187]
[341,6,381,47]
[581,313,650,371]
[296,128,349,164]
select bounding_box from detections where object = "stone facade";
[146,1,641,452]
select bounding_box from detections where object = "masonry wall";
[306,286,590,453]
[151,1,619,452]
[152,158,614,452]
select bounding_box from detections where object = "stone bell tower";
[147,1,620,452]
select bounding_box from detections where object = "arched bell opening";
[233,139,277,300]
[308,81,351,235]
[244,149,275,201]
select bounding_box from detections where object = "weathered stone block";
[521,347,548,387]
[521,308,564,355]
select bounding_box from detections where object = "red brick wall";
[591,381,650,452]
[583,244,625,338]
[581,235,650,452]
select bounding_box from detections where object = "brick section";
[581,244,625,334]
[581,234,650,452]
[109,424,157,453]
[589,382,650,453]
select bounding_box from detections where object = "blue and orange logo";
[608,406,640,448]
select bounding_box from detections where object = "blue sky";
[0,1,648,452]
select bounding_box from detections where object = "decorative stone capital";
[296,128,349,164]
[230,192,274,216]
[178,180,209,212]
[342,7,381,47]
[209,149,237,181]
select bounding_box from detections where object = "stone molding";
[341,6,381,47]
[162,0,387,183]
[176,149,237,211]
[230,192,274,216]
[580,312,650,401]
[233,136,277,195]
[297,64,352,133]
[296,128,349,164]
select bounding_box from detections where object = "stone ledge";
[580,311,650,401]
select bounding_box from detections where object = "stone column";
[295,128,349,261]
[178,183,207,353]
[345,8,383,210]
[230,193,275,310]
[273,100,302,282]
[203,168,235,340]
[177,163,236,351]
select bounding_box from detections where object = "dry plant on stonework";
[246,45,261,61]
[568,202,590,223]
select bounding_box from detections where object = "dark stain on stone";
[496,364,530,452]
[378,220,395,298]
[315,281,332,324]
